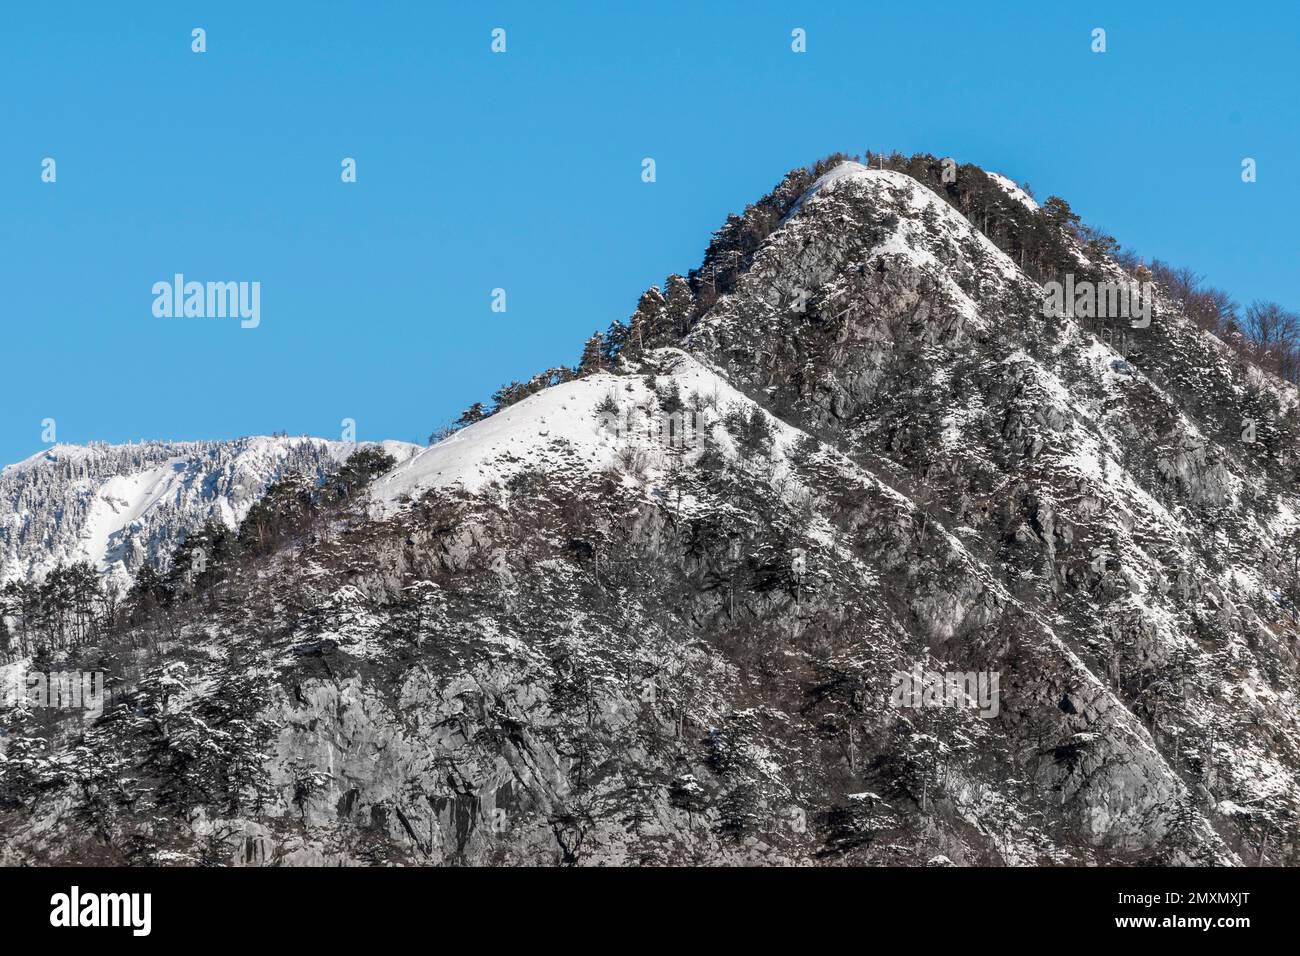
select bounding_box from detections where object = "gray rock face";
[3,161,1297,867]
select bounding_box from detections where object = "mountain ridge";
[0,436,420,591]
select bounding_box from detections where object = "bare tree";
[1245,301,1300,382]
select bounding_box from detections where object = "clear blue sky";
[2,1,1296,466]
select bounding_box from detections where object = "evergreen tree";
[455,402,487,429]
[163,520,238,601]
[128,562,169,617]
[627,286,668,353]
[321,447,397,505]
[664,275,695,338]
[237,474,316,558]
[603,320,630,364]
[488,367,576,414]
[578,332,607,375]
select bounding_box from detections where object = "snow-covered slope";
[373,376,634,503]
[0,436,418,590]
[372,350,782,508]
[986,171,1039,211]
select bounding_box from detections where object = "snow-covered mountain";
[4,155,1299,867]
[0,437,419,591]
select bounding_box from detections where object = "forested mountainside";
[2,155,1298,867]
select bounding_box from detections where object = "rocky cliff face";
[2,160,1297,867]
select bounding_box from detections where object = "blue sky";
[2,1,1296,466]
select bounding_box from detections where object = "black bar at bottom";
[0,865,1283,941]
